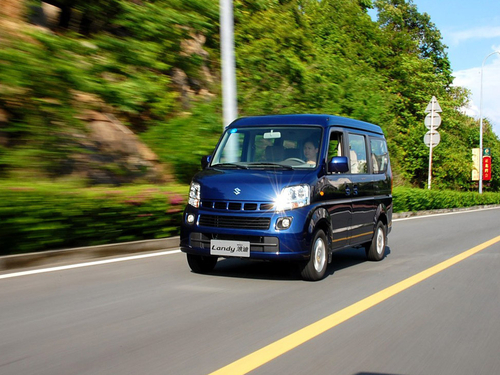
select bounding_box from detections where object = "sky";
[409,0,500,136]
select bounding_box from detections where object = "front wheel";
[300,229,328,281]
[186,254,218,273]
[365,221,386,261]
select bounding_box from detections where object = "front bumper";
[180,205,312,261]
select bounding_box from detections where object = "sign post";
[424,96,442,190]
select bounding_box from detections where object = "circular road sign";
[425,113,442,129]
[424,130,440,147]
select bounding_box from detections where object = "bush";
[393,187,500,213]
[0,184,188,255]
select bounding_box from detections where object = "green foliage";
[233,0,394,128]
[3,182,500,255]
[234,0,314,114]
[89,34,179,119]
[0,184,188,255]
[141,101,223,184]
[393,187,500,212]
[0,0,219,181]
[2,0,500,191]
[374,0,452,83]
[0,30,87,176]
[80,0,218,126]
[5,0,500,256]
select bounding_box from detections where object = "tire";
[300,229,328,281]
[365,221,386,261]
[186,254,218,273]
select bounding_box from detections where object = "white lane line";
[0,249,181,280]
[393,206,500,222]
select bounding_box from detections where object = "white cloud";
[453,52,500,136]
[450,26,500,45]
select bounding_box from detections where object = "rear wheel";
[300,229,328,281]
[186,254,218,273]
[365,221,386,261]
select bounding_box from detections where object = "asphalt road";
[1,207,500,375]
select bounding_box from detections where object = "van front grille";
[200,200,274,211]
[199,215,271,230]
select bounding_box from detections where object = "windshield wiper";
[247,162,294,170]
[212,163,248,169]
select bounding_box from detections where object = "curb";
[0,237,180,271]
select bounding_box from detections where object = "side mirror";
[201,155,211,169]
[328,156,349,173]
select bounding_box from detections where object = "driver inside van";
[303,139,319,165]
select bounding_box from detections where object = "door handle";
[353,185,358,196]
[345,186,351,196]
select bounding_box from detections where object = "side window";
[327,132,345,174]
[370,137,388,174]
[328,132,343,161]
[348,134,367,174]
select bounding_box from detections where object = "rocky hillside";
[1,0,499,189]
[0,0,219,185]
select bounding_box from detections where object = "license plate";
[210,240,250,257]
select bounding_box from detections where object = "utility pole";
[479,51,500,194]
[220,0,237,129]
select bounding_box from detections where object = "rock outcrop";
[70,109,170,185]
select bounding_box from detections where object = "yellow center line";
[209,235,500,375]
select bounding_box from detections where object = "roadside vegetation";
[0,182,187,255]
[393,187,500,213]
[2,184,500,255]
[1,0,500,254]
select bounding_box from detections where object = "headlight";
[188,182,201,208]
[275,184,310,211]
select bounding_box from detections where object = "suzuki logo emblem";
[234,188,241,195]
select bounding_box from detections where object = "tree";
[234,0,315,114]
[374,0,452,85]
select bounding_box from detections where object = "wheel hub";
[313,238,326,272]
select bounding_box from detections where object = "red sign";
[483,156,492,181]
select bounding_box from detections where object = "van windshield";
[211,126,323,169]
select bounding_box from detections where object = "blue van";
[180,114,392,280]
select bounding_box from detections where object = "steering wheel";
[284,158,306,164]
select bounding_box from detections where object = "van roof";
[230,114,384,135]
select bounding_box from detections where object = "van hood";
[194,168,315,202]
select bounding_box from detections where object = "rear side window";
[348,134,367,174]
[370,137,389,174]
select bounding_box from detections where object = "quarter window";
[370,138,389,174]
[348,134,367,174]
